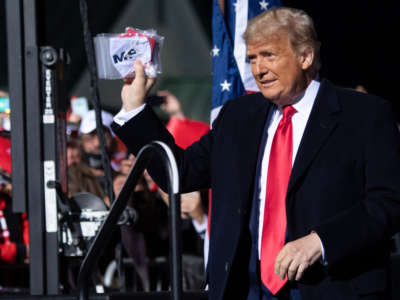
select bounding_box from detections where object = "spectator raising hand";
[158,189,205,225]
[157,90,185,120]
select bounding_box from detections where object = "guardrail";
[77,141,182,300]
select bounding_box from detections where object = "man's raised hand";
[121,60,155,112]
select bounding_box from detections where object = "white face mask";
[109,35,153,78]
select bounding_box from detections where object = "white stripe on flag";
[233,0,248,86]
[210,105,223,127]
[234,0,259,92]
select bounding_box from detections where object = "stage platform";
[0,291,208,300]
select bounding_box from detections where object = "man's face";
[246,32,313,106]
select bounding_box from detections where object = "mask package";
[94,27,164,79]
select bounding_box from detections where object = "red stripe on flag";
[246,90,258,94]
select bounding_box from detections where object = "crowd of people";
[0,87,210,292]
[66,90,210,291]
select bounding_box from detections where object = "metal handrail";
[77,141,182,300]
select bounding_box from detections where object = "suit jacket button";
[225,262,230,272]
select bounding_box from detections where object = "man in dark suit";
[111,7,400,300]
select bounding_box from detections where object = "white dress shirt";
[257,80,321,259]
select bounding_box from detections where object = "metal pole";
[23,0,46,294]
[169,192,183,300]
[6,0,27,214]
[41,46,66,295]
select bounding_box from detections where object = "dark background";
[284,1,400,118]
[1,0,399,118]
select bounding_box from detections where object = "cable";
[78,0,114,204]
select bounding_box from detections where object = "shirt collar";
[292,79,320,116]
[273,80,320,117]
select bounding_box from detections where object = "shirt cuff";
[113,104,146,126]
[320,238,328,265]
[192,214,208,236]
[312,230,327,266]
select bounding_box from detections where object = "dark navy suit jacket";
[112,79,400,300]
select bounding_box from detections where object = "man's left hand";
[274,232,322,281]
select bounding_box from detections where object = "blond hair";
[243,7,321,78]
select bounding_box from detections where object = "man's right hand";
[121,60,156,112]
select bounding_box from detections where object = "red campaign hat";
[166,117,210,150]
[0,135,11,174]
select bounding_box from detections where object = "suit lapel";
[287,80,341,195]
[237,94,271,162]
[236,95,272,209]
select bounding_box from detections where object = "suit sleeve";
[314,101,400,266]
[111,104,222,193]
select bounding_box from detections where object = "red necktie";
[260,105,296,294]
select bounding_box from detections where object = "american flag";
[205,0,282,268]
[211,0,282,124]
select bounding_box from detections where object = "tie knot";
[282,105,296,120]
